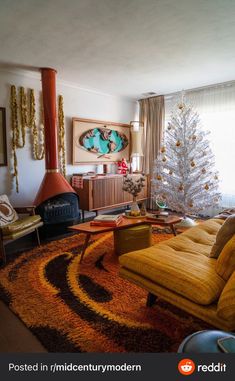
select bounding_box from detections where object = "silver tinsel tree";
[152,97,221,216]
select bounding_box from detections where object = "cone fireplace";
[34,68,79,225]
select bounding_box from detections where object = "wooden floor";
[0,300,47,352]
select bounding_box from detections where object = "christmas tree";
[152,96,221,216]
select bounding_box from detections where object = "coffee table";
[69,215,182,263]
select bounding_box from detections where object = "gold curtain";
[139,95,165,208]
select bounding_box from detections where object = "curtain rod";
[139,80,235,101]
[165,80,235,99]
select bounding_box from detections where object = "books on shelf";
[90,214,123,227]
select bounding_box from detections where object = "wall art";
[72,118,130,164]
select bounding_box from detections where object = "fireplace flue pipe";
[41,67,58,171]
[34,68,75,206]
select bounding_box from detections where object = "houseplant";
[122,175,145,216]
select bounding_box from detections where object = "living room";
[0,0,235,359]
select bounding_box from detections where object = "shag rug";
[0,231,211,352]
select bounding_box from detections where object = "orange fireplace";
[34,68,79,224]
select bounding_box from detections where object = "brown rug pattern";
[0,231,211,352]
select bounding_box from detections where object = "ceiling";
[0,0,235,99]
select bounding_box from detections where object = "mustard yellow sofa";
[119,218,235,330]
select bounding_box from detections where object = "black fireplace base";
[36,192,80,226]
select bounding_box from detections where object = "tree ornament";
[169,170,173,175]
[178,102,185,110]
[160,146,166,153]
[205,184,209,190]
[157,175,162,181]
[190,160,195,167]
[176,140,181,147]
[162,156,167,162]
[192,135,197,140]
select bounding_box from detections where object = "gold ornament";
[169,170,173,175]
[189,201,194,208]
[190,160,195,167]
[29,89,45,160]
[204,184,209,190]
[178,184,184,191]
[162,156,167,162]
[160,146,166,153]
[192,135,197,140]
[58,95,66,177]
[178,102,185,110]
[157,175,162,181]
[176,140,181,147]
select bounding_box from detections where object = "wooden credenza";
[73,174,148,220]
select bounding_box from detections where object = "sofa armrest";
[14,206,36,216]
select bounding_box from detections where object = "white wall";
[0,69,137,205]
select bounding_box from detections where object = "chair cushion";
[210,215,235,258]
[1,215,41,236]
[216,235,235,281]
[0,195,18,226]
[217,272,235,321]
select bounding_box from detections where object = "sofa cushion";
[210,215,235,258]
[216,235,235,281]
[217,272,235,321]
[158,218,223,258]
[1,215,42,237]
[119,244,225,305]
[0,195,18,226]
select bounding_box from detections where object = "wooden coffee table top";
[69,215,182,234]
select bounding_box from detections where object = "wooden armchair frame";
[0,206,43,265]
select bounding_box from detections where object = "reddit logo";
[178,359,195,376]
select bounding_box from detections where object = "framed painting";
[0,107,7,167]
[72,117,131,164]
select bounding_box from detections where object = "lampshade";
[131,130,144,157]
[130,121,144,157]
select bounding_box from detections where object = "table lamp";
[130,121,144,173]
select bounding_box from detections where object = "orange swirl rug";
[0,232,210,352]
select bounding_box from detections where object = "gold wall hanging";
[10,85,66,192]
[58,95,66,177]
[10,85,19,192]
[29,89,45,161]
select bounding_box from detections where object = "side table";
[178,330,235,353]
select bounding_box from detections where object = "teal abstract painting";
[79,128,128,154]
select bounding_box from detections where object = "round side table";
[178,330,235,353]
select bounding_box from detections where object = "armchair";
[0,204,43,265]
